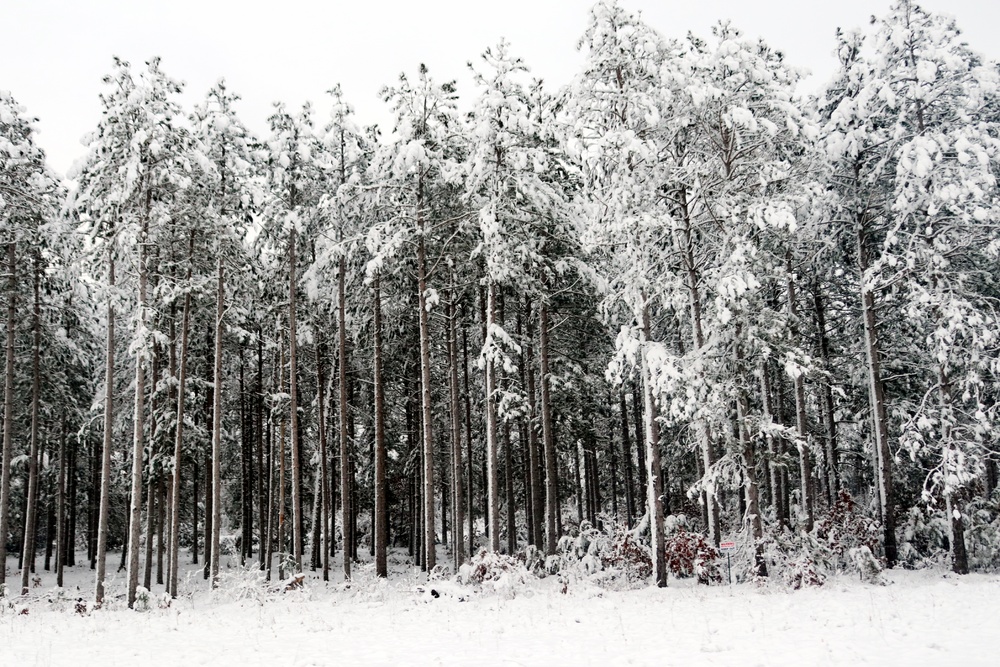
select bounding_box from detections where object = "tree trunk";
[786,259,814,531]
[735,328,767,577]
[143,349,160,592]
[417,230,436,569]
[0,242,16,595]
[371,274,388,577]
[617,390,635,527]
[94,253,114,606]
[524,299,544,548]
[446,292,465,568]
[210,257,225,586]
[56,415,67,588]
[484,282,501,553]
[168,233,193,597]
[857,223,897,567]
[125,209,150,607]
[19,256,42,595]
[639,301,667,588]
[337,255,352,580]
[288,230,302,573]
[315,332,330,581]
[539,300,559,556]
[812,284,840,504]
[462,321,475,557]
[679,192,720,546]
[278,345,287,580]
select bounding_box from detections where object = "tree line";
[0,0,998,606]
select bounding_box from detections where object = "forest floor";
[2,548,998,666]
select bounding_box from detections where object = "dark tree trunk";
[288,231,303,573]
[0,242,15,593]
[94,254,114,605]
[337,256,352,579]
[857,222,897,567]
[446,292,464,568]
[210,258,225,586]
[539,300,558,556]
[620,390,636,527]
[19,257,42,595]
[168,234,193,597]
[373,275,388,577]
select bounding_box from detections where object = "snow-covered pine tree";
[72,57,191,607]
[0,91,61,596]
[369,64,464,571]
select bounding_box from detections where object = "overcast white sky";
[3,0,998,176]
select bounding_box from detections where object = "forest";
[1,0,999,611]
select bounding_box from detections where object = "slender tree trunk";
[257,332,266,570]
[156,480,165,585]
[417,229,436,570]
[168,234,193,598]
[0,242,16,595]
[760,364,787,528]
[44,466,54,572]
[573,440,584,526]
[125,194,154,608]
[620,391,636,528]
[679,193,720,546]
[372,274,388,577]
[787,259,814,531]
[523,299,544,548]
[812,285,840,504]
[239,352,250,565]
[143,349,160,592]
[857,223,897,567]
[56,415,67,588]
[735,328,766,576]
[484,283,501,553]
[938,366,969,575]
[203,433,212,580]
[193,460,199,566]
[337,255,351,580]
[19,257,42,595]
[639,301,667,588]
[608,419,619,522]
[264,364,275,579]
[288,230,302,572]
[446,292,464,568]
[539,300,558,556]
[210,257,225,586]
[462,322,475,557]
[316,332,330,581]
[278,345,286,580]
[631,382,646,517]
[94,253,115,606]
[504,422,516,554]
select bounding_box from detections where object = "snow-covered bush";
[783,555,825,589]
[133,586,152,612]
[896,505,949,568]
[848,546,884,584]
[664,529,721,585]
[211,563,274,604]
[549,520,654,590]
[457,548,531,598]
[815,491,881,563]
[965,495,1000,571]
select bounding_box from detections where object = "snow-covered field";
[3,551,998,666]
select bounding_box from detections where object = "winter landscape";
[2,0,1000,664]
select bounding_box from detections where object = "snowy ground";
[3,550,999,666]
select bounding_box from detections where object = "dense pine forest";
[1,0,999,609]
